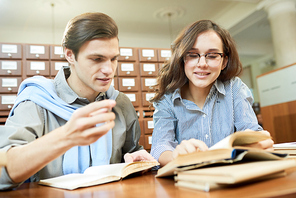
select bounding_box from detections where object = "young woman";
[150,20,274,166]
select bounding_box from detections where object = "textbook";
[273,142,296,156]
[175,160,296,192]
[156,131,288,177]
[39,161,159,190]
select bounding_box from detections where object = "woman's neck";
[181,83,212,109]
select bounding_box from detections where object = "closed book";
[175,160,296,188]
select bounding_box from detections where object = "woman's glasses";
[184,52,224,67]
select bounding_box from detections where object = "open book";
[39,161,159,190]
[156,131,288,177]
[175,160,296,192]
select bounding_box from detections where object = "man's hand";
[124,150,156,163]
[173,139,209,159]
[61,99,116,147]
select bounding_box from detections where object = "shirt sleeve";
[232,77,263,131]
[0,101,44,190]
[117,93,143,160]
[150,98,179,161]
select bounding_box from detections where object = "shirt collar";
[170,80,226,103]
[213,80,226,96]
[53,66,107,104]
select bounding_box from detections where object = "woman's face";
[184,30,227,93]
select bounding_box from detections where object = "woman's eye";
[207,54,219,59]
[189,54,199,58]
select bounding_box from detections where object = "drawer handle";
[125,56,129,60]
[7,70,12,74]
[148,71,152,75]
[35,54,40,58]
[147,57,151,60]
[8,87,12,91]
[8,105,12,109]
[36,70,40,74]
[60,54,64,58]
[126,71,130,75]
[8,53,12,57]
[127,86,131,90]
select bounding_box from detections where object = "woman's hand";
[173,139,209,159]
[242,130,274,151]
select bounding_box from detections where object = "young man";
[0,12,155,190]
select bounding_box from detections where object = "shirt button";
[202,114,206,118]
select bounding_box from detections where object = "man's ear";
[222,56,228,70]
[64,48,76,64]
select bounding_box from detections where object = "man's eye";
[111,57,119,61]
[93,58,102,61]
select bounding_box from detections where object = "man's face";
[66,37,119,101]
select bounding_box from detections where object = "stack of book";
[156,131,296,192]
[175,160,296,192]
[274,142,296,157]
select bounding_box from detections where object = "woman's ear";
[64,48,75,64]
[221,56,228,70]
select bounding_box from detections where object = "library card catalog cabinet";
[0,43,172,151]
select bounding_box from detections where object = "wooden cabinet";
[0,94,17,111]
[125,92,140,107]
[26,61,50,76]
[158,49,171,63]
[50,61,69,77]
[118,47,137,62]
[140,63,159,76]
[25,44,50,60]
[50,45,66,60]
[117,62,139,77]
[138,48,158,62]
[0,77,22,93]
[0,60,22,76]
[118,77,140,92]
[0,43,22,59]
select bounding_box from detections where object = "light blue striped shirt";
[150,77,262,161]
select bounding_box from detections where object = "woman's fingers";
[173,139,208,158]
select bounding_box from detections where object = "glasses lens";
[206,53,222,67]
[184,53,223,67]
[185,53,199,66]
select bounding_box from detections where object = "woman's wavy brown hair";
[150,20,242,103]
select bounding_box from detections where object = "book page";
[209,131,270,150]
[274,142,296,149]
[39,173,120,190]
[0,151,7,166]
[176,160,296,184]
[84,163,130,177]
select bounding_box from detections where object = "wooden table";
[2,170,296,198]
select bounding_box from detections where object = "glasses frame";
[184,52,225,67]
